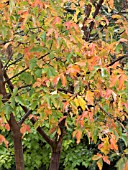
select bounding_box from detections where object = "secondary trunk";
[8,113,24,170]
[49,147,61,170]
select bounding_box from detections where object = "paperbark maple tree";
[0,0,128,170]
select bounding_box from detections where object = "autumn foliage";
[0,0,128,170]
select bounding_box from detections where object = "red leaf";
[103,156,110,165]
[105,89,112,99]
[5,124,10,131]
[53,76,60,86]
[20,124,31,135]
[0,134,8,148]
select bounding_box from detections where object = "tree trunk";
[49,147,61,170]
[8,113,24,170]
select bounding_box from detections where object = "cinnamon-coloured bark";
[0,59,24,170]
[0,60,7,99]
[82,0,104,41]
[8,113,24,170]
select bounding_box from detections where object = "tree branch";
[96,102,126,131]
[107,54,128,67]
[18,109,32,125]
[4,67,29,83]
[84,0,104,41]
[31,117,54,147]
[4,52,50,83]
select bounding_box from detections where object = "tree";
[0,0,128,170]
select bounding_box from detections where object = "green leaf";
[12,88,18,97]
[5,104,12,120]
[40,32,46,42]
[121,133,128,147]
[15,96,25,106]
[116,157,127,170]
[35,69,42,78]
[30,46,43,52]
[29,58,37,70]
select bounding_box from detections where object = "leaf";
[0,134,8,148]
[77,96,86,110]
[53,75,60,86]
[92,153,102,161]
[110,134,118,151]
[116,157,128,170]
[76,130,82,144]
[9,0,15,13]
[60,74,67,87]
[102,156,110,165]
[124,161,128,170]
[15,96,25,106]
[40,32,46,42]
[98,137,110,155]
[20,124,31,135]
[66,65,80,77]
[97,158,103,170]
[5,124,10,131]
[85,91,94,105]
[5,104,12,120]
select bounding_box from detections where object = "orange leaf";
[5,124,10,131]
[66,65,80,77]
[102,156,110,165]
[60,74,67,87]
[53,76,60,86]
[124,161,128,170]
[76,130,82,144]
[110,134,118,151]
[0,134,8,148]
[89,111,94,122]
[20,124,31,135]
[97,158,103,170]
[118,75,124,90]
[85,91,94,105]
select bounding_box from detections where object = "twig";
[18,109,32,125]
[96,102,127,131]
[4,52,50,83]
[107,54,128,67]
[85,0,104,41]
[30,116,54,147]
[18,84,31,90]
[4,67,29,83]
[6,57,23,69]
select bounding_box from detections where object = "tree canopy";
[0,0,128,170]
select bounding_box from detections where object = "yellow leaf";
[98,137,110,155]
[74,97,79,107]
[97,158,103,170]
[57,127,61,136]
[77,96,86,110]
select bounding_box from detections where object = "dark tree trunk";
[49,117,66,170]
[49,146,61,170]
[8,113,24,170]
